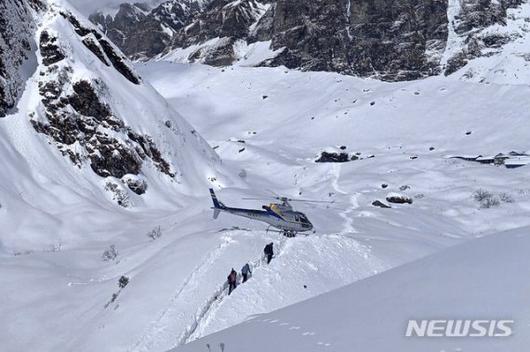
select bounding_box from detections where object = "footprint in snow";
[289,326,301,330]
[302,331,315,336]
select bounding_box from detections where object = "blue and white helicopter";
[209,189,332,237]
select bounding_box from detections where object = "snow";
[159,39,282,67]
[449,1,530,83]
[132,61,530,346]
[1,1,530,351]
[0,1,221,253]
[441,0,464,66]
[175,226,530,352]
[160,37,231,63]
[69,0,164,16]
[232,40,284,67]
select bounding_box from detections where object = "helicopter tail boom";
[209,188,226,219]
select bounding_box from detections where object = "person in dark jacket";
[264,242,274,264]
[241,263,252,283]
[227,268,237,295]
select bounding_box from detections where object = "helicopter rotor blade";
[242,194,337,204]
[283,198,336,204]
[242,197,275,201]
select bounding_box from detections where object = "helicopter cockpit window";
[295,215,301,222]
[300,216,309,224]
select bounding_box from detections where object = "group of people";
[227,242,275,295]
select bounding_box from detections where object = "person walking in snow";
[264,242,274,264]
[241,263,252,283]
[227,268,238,295]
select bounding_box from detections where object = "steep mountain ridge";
[89,0,212,59]
[0,0,222,250]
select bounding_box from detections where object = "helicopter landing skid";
[265,226,297,238]
[283,230,297,238]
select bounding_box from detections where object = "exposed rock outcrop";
[32,10,175,193]
[0,0,43,117]
[444,0,524,75]
[89,0,526,81]
[386,193,414,205]
[89,1,206,60]
[267,0,448,80]
[62,11,141,84]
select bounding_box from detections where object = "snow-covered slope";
[175,226,530,352]
[451,1,530,84]
[2,2,530,351]
[0,0,222,250]
[133,62,530,348]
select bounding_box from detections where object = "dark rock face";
[267,0,448,80]
[119,0,449,80]
[175,0,264,44]
[82,37,110,66]
[62,11,141,84]
[456,0,522,33]
[32,12,174,187]
[0,0,42,117]
[92,0,525,81]
[40,31,65,66]
[163,0,267,65]
[89,1,205,60]
[34,74,173,179]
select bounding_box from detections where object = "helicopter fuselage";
[209,189,313,234]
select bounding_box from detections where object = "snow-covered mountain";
[2,0,530,352]
[0,0,221,250]
[89,0,213,59]
[91,0,529,81]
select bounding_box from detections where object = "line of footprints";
[257,317,332,347]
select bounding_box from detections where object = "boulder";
[372,200,391,209]
[386,193,413,205]
[315,151,350,163]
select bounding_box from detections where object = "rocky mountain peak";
[88,0,529,81]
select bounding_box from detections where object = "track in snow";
[330,163,360,236]
[180,235,289,345]
[130,235,235,352]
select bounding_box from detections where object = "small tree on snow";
[473,189,500,208]
[102,244,118,261]
[146,226,162,240]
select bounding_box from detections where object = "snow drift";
[175,226,530,352]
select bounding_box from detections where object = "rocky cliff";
[0,0,43,117]
[89,0,207,59]
[1,0,218,207]
[89,0,528,81]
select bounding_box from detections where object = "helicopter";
[209,188,332,237]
